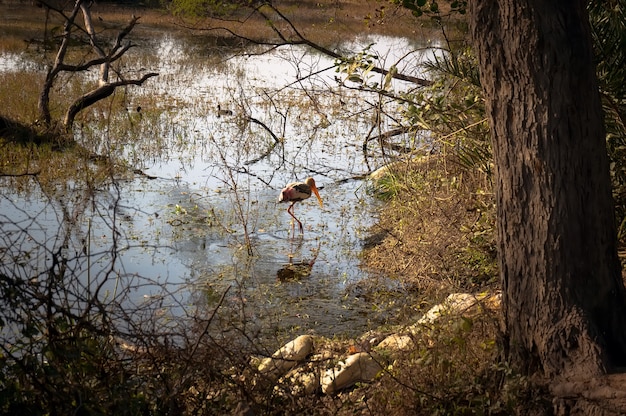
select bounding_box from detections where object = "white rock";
[258,335,314,380]
[376,333,414,352]
[408,292,501,335]
[409,293,477,333]
[369,164,394,182]
[280,366,320,396]
[321,352,383,394]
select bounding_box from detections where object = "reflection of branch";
[235,166,275,188]
[243,116,280,166]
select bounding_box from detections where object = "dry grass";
[363,155,498,303]
[167,0,438,47]
[353,160,547,413]
[0,72,43,124]
[356,310,524,415]
[248,0,423,44]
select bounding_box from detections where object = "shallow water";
[0,30,438,338]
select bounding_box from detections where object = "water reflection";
[0,31,437,337]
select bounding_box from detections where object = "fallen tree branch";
[257,4,433,87]
[63,73,159,129]
[242,116,282,166]
[0,170,41,178]
[188,3,432,88]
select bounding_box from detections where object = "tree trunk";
[38,0,82,126]
[469,0,626,379]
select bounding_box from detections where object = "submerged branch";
[364,127,410,144]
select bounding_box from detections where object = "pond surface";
[0,29,439,339]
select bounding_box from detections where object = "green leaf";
[460,316,473,332]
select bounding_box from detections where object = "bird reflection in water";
[277,241,321,282]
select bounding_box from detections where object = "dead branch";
[37,0,157,131]
[258,5,433,87]
[0,170,41,178]
[189,3,432,88]
[55,44,134,73]
[63,73,159,129]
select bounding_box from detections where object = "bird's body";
[217,104,233,117]
[278,177,323,234]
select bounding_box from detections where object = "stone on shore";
[376,333,414,352]
[252,292,500,396]
[258,335,314,381]
[321,352,384,394]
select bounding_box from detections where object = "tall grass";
[0,72,43,124]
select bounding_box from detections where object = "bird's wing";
[292,183,312,197]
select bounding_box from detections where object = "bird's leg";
[287,203,303,234]
[293,204,303,234]
[287,203,295,234]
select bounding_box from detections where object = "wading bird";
[278,177,323,234]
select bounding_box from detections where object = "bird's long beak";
[311,184,323,208]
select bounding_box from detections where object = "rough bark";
[469,0,626,380]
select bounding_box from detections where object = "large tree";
[469,0,626,393]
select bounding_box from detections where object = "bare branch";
[63,73,159,129]
[55,43,134,73]
[37,0,155,131]
[215,3,433,87]
[114,15,141,48]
